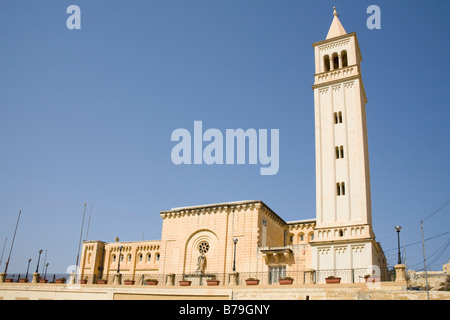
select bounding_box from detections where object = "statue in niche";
[196,253,206,273]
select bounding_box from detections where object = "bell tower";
[310,8,386,281]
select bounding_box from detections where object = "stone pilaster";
[229,272,238,285]
[113,273,122,285]
[166,273,175,286]
[305,269,315,284]
[395,264,406,282]
[32,273,40,283]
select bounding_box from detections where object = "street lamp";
[232,238,238,272]
[395,226,402,265]
[25,258,32,281]
[117,245,123,273]
[35,249,43,274]
[44,263,49,279]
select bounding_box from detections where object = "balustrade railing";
[2,267,394,286]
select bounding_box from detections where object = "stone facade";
[80,200,316,283]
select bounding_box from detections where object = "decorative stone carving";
[196,253,206,274]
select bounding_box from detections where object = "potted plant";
[279,277,294,285]
[206,279,220,286]
[96,279,107,284]
[78,279,88,284]
[4,278,14,283]
[179,280,192,286]
[39,279,49,283]
[364,274,380,283]
[55,278,66,284]
[124,279,135,285]
[245,278,260,285]
[146,279,158,285]
[325,276,341,284]
[18,278,29,283]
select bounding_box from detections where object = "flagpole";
[75,203,86,271]
[4,209,22,274]
[85,204,93,241]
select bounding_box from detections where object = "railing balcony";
[314,65,359,85]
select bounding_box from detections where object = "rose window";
[198,241,210,254]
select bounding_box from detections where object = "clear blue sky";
[0,0,449,274]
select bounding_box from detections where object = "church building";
[79,8,388,285]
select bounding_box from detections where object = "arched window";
[339,229,344,237]
[156,253,160,261]
[147,253,151,262]
[112,254,116,262]
[337,182,346,196]
[127,254,131,262]
[332,53,339,70]
[341,50,348,67]
[324,55,330,72]
[299,233,304,242]
[336,146,344,159]
[120,254,123,262]
[334,111,343,124]
[139,253,143,262]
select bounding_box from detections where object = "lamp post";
[25,258,32,280]
[117,246,123,273]
[35,249,43,274]
[232,238,238,272]
[395,226,402,265]
[44,263,49,279]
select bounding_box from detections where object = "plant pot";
[4,279,14,283]
[245,279,260,285]
[146,280,158,285]
[279,279,294,285]
[19,278,29,283]
[325,277,341,284]
[78,279,88,284]
[96,279,107,284]
[124,280,135,285]
[179,280,192,286]
[207,280,220,286]
[39,279,49,283]
[365,276,380,283]
[55,279,66,284]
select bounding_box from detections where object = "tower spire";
[326,6,347,39]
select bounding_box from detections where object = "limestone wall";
[406,270,449,290]
[1,282,449,300]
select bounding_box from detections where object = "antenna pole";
[4,209,22,274]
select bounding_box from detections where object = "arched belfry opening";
[324,54,331,72]
[332,53,339,70]
[341,50,348,67]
